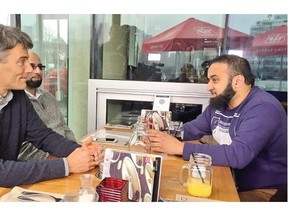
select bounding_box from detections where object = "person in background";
[169,63,197,83]
[181,63,198,83]
[0,24,104,187]
[198,60,210,83]
[171,71,191,83]
[17,51,76,161]
[147,54,287,201]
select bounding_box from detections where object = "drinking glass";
[168,121,184,141]
[180,153,213,198]
[128,120,151,153]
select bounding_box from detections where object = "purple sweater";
[183,87,287,191]
[0,90,80,187]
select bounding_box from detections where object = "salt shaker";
[78,174,99,202]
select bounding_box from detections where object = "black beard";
[26,79,42,88]
[209,82,236,110]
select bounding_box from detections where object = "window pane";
[92,14,287,93]
[92,14,226,84]
[228,14,287,93]
[21,14,69,122]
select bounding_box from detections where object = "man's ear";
[233,75,245,89]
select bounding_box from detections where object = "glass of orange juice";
[180,153,213,198]
[187,166,213,197]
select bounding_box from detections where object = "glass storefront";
[91,14,227,82]
[89,14,287,130]
[20,14,91,138]
[20,14,69,116]
[91,14,287,90]
[13,14,287,135]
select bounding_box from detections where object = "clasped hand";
[67,136,105,173]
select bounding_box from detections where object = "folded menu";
[102,148,162,202]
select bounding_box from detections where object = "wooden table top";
[0,143,239,202]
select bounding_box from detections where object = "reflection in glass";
[106,100,202,126]
[92,14,287,93]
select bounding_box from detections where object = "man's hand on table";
[67,136,104,173]
[81,136,105,163]
[147,129,184,155]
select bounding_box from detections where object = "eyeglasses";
[30,63,46,70]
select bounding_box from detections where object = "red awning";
[142,18,252,53]
[252,25,287,56]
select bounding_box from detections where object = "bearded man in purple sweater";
[0,24,104,187]
[148,54,287,201]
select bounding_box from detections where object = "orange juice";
[187,177,212,197]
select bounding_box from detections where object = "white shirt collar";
[0,91,13,111]
[24,88,43,100]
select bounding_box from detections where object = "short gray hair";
[0,24,33,62]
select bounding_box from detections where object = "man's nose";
[33,67,42,74]
[24,61,33,73]
[207,80,213,92]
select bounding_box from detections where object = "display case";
[87,79,210,132]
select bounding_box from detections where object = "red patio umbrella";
[251,25,287,85]
[252,25,287,56]
[142,18,252,53]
